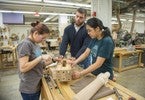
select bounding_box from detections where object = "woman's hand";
[41,55,52,61]
[44,58,53,65]
[40,55,52,66]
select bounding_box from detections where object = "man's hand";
[67,57,76,66]
[72,71,82,79]
[53,55,64,62]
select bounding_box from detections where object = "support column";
[0,12,3,25]
[91,0,112,29]
[58,15,69,37]
[144,21,145,33]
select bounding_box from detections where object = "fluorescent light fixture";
[43,15,56,22]
[111,21,118,24]
[135,20,144,23]
[112,17,144,23]
[128,20,144,23]
[24,0,42,2]
[43,17,52,23]
[112,17,126,21]
[44,0,91,8]
[0,10,75,16]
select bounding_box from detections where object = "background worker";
[17,21,54,100]
[59,7,92,69]
[71,17,115,80]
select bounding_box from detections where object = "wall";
[7,25,30,43]
[135,22,144,33]
[6,24,58,43]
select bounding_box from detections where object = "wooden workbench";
[41,76,145,100]
[113,48,143,72]
[0,45,17,69]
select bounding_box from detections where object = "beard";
[75,20,84,26]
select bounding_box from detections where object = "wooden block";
[49,59,73,82]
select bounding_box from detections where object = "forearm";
[81,63,99,76]
[75,46,86,58]
[75,48,90,64]
[20,56,42,73]
[75,52,88,64]
[80,57,105,76]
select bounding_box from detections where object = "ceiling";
[0,0,145,24]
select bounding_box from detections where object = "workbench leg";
[138,52,142,67]
[118,54,122,73]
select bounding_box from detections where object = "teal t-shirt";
[88,36,114,79]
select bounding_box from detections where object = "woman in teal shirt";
[71,17,115,80]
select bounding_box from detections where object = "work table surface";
[41,75,145,100]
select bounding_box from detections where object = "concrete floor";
[0,68,22,100]
[0,66,145,100]
[114,67,145,97]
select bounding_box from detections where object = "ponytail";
[102,26,112,38]
[103,26,115,46]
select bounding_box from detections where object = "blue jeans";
[21,91,40,100]
[79,55,92,69]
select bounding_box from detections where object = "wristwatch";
[52,58,56,63]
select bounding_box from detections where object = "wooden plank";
[113,64,140,72]
[59,82,75,99]
[43,77,65,100]
[41,78,54,100]
[56,80,75,100]
[120,64,138,71]
[49,87,65,100]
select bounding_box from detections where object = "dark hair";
[30,21,50,35]
[86,17,112,38]
[76,8,87,17]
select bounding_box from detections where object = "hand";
[67,57,76,66]
[41,55,52,61]
[72,71,82,79]
[43,59,52,66]
[68,60,77,67]
[53,55,63,62]
[68,57,76,61]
